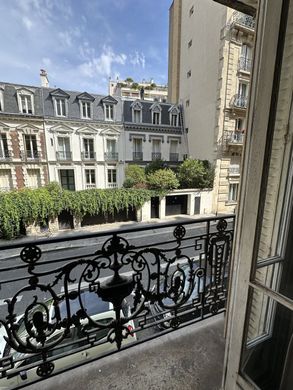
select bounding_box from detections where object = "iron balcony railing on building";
[20,150,41,161]
[81,151,96,161]
[0,150,12,161]
[0,215,234,388]
[152,152,162,161]
[225,131,245,145]
[104,152,118,161]
[230,94,248,109]
[229,165,241,175]
[230,11,255,30]
[133,151,143,161]
[238,57,252,73]
[56,151,72,161]
[169,153,179,162]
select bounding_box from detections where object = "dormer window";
[169,105,180,127]
[50,88,70,118]
[131,101,142,123]
[17,88,35,115]
[105,104,114,120]
[77,92,95,120]
[81,101,91,119]
[0,88,4,112]
[150,102,162,125]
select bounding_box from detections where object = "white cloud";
[129,51,146,68]
[22,16,33,30]
[42,57,52,67]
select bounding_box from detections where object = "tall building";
[109,79,168,102]
[168,0,255,212]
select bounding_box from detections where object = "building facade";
[0,82,48,191]
[168,0,255,212]
[109,79,168,102]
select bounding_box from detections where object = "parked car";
[0,289,136,387]
[149,262,227,329]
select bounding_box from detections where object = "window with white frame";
[0,169,12,191]
[0,89,4,112]
[170,140,179,161]
[57,137,71,160]
[152,111,160,125]
[83,138,94,159]
[106,139,117,159]
[20,95,33,114]
[107,168,117,188]
[228,183,239,202]
[26,169,41,189]
[81,101,91,119]
[0,134,9,158]
[133,109,141,123]
[133,138,143,160]
[55,98,67,117]
[105,104,114,121]
[171,113,178,126]
[24,134,38,159]
[85,169,96,189]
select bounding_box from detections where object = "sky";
[0,0,171,94]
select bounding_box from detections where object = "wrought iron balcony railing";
[169,153,179,162]
[229,165,240,175]
[230,94,248,109]
[133,151,143,161]
[225,131,244,145]
[230,11,255,30]
[81,151,96,161]
[56,151,72,161]
[104,152,118,161]
[152,152,162,161]
[20,150,41,161]
[238,57,252,73]
[0,215,234,387]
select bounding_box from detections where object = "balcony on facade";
[230,94,248,111]
[56,151,72,161]
[225,131,245,146]
[152,152,162,161]
[238,56,252,73]
[229,165,241,176]
[0,150,12,161]
[133,151,143,161]
[20,150,41,161]
[231,11,255,32]
[169,153,179,162]
[0,215,234,389]
[81,151,96,161]
[104,152,118,161]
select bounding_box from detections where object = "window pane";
[241,288,293,390]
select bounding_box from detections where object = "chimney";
[40,69,49,88]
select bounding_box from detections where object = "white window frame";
[17,89,35,115]
[54,97,68,117]
[107,168,117,188]
[228,182,239,203]
[104,104,114,121]
[0,88,4,112]
[85,169,96,189]
[0,133,8,158]
[24,134,38,159]
[83,138,95,159]
[80,100,92,119]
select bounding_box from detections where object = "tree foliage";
[123,165,146,188]
[145,159,166,175]
[147,169,179,191]
[177,159,214,189]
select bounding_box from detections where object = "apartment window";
[57,137,71,160]
[188,39,193,48]
[133,109,141,123]
[0,169,12,191]
[186,99,190,107]
[189,5,194,16]
[152,139,161,160]
[171,114,178,126]
[0,134,9,158]
[81,101,91,119]
[59,169,75,191]
[26,169,41,189]
[20,95,33,114]
[0,89,4,112]
[133,138,143,161]
[187,70,192,78]
[238,82,248,97]
[235,118,244,131]
[228,183,239,202]
[107,168,117,188]
[55,98,67,117]
[85,169,96,189]
[153,112,160,124]
[170,140,179,161]
[83,138,94,159]
[24,134,38,159]
[105,104,114,121]
[106,139,117,160]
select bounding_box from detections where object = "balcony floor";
[30,315,225,390]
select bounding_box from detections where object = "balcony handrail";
[0,150,12,159]
[81,151,96,160]
[133,151,143,160]
[21,149,41,160]
[152,152,162,160]
[238,56,252,72]
[230,11,255,30]
[104,151,119,160]
[169,153,179,162]
[230,94,248,109]
[56,150,72,160]
[225,131,245,144]
[0,215,235,386]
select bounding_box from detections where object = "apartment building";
[109,79,168,102]
[168,0,255,212]
[123,99,187,165]
[0,82,48,191]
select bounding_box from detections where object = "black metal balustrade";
[81,151,96,161]
[104,152,118,161]
[152,152,162,161]
[238,57,252,73]
[0,150,12,161]
[231,11,255,30]
[0,215,234,387]
[230,94,248,109]
[21,150,41,161]
[133,151,143,161]
[56,151,72,161]
[169,153,179,162]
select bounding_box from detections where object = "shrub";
[123,165,146,188]
[145,159,166,175]
[177,158,214,189]
[147,169,179,191]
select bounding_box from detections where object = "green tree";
[177,159,214,189]
[123,165,146,188]
[145,159,166,175]
[147,169,179,191]
[125,77,134,83]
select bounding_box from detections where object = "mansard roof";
[49,88,70,98]
[76,92,95,101]
[101,95,118,105]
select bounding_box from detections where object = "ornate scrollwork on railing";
[0,216,234,383]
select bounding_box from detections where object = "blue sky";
[0,0,171,94]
